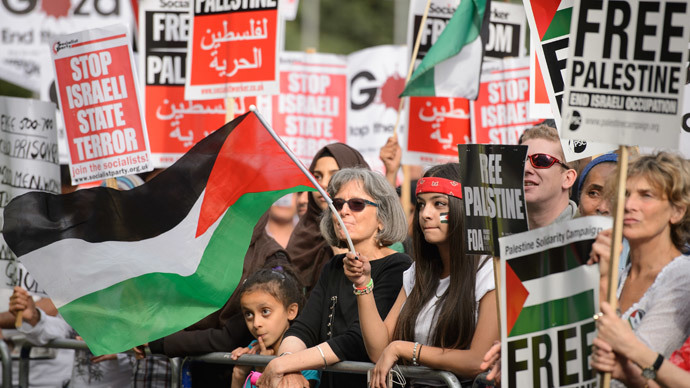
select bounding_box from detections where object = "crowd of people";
[1,123,689,388]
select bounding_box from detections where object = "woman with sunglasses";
[287,143,370,296]
[258,168,411,388]
[344,163,498,387]
[519,125,578,229]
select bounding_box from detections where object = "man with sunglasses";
[519,124,578,229]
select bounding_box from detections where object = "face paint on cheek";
[440,212,448,223]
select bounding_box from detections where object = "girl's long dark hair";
[393,163,487,349]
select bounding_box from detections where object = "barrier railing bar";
[19,344,30,388]
[0,340,11,388]
[17,339,179,388]
[188,353,464,388]
[12,340,471,388]
[168,357,181,388]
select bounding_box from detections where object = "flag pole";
[394,0,432,139]
[601,145,628,388]
[393,0,432,216]
[250,106,357,254]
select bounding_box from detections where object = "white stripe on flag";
[20,190,222,308]
[434,38,483,97]
[521,264,599,307]
[558,0,574,11]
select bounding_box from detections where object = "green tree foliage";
[286,0,395,54]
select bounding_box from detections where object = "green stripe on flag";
[542,8,572,41]
[59,186,315,355]
[508,289,595,337]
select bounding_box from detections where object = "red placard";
[51,25,152,184]
[270,52,348,165]
[472,58,543,145]
[185,1,279,99]
[406,97,471,164]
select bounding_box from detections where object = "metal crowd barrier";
[189,353,467,387]
[14,339,180,388]
[6,339,493,388]
[0,340,11,388]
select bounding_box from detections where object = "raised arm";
[343,251,405,361]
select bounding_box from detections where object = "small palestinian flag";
[440,212,448,223]
[3,112,316,355]
[400,0,489,99]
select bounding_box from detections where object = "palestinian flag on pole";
[400,0,489,100]
[2,111,317,355]
[498,217,609,387]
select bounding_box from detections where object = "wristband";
[353,278,374,295]
[412,342,420,366]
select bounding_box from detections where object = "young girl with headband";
[344,163,498,387]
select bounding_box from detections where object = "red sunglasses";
[528,153,570,169]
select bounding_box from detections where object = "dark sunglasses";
[332,198,379,212]
[528,153,570,169]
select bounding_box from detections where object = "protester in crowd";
[9,287,135,387]
[0,295,73,387]
[344,163,497,387]
[577,153,618,216]
[295,192,309,217]
[519,125,578,229]
[591,302,690,388]
[229,268,319,388]
[257,168,411,388]
[140,212,290,387]
[286,143,370,295]
[266,194,300,248]
[588,151,690,387]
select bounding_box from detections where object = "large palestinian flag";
[3,112,317,355]
[499,216,609,387]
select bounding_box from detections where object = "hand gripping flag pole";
[250,106,357,254]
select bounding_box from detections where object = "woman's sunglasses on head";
[528,153,570,169]
[332,198,379,212]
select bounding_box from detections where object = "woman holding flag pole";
[344,163,498,387]
[588,151,690,387]
[257,167,411,388]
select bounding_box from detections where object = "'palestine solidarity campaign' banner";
[499,216,611,388]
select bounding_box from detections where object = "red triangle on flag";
[196,113,314,237]
[531,0,561,40]
[506,262,530,335]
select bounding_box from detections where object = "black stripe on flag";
[3,113,250,257]
[508,240,593,282]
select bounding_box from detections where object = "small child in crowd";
[230,268,320,388]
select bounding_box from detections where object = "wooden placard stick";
[394,0,432,216]
[601,145,629,388]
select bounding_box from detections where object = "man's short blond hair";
[519,125,566,162]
